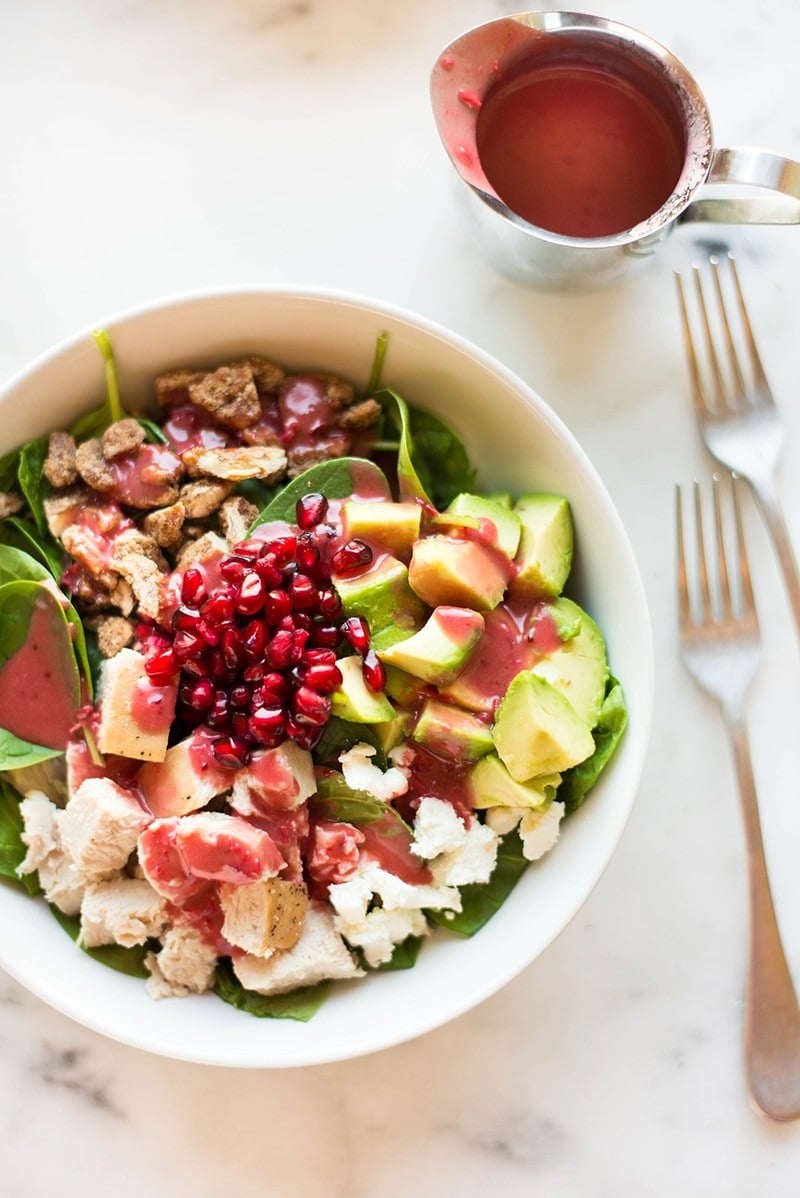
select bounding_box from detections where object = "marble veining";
[2,0,800,1194]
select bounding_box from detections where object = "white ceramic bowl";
[0,288,653,1067]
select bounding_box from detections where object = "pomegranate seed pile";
[142,493,386,769]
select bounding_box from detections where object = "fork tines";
[676,474,757,629]
[675,254,769,415]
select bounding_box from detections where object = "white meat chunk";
[17,791,60,873]
[220,877,308,956]
[79,877,167,948]
[17,792,88,916]
[145,924,218,999]
[233,905,364,996]
[60,777,151,877]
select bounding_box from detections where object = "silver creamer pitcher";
[430,11,800,290]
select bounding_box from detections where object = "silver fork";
[675,255,800,639]
[677,475,800,1121]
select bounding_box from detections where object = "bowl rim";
[0,284,654,1067]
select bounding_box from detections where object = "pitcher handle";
[680,147,800,225]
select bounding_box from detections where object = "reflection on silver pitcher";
[430,11,800,290]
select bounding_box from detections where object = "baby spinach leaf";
[213,958,329,1021]
[17,437,51,537]
[0,516,63,579]
[375,389,476,508]
[312,717,387,771]
[0,544,53,586]
[0,447,20,492]
[426,828,528,937]
[136,416,168,444]
[250,457,391,529]
[559,678,628,815]
[312,773,411,833]
[0,729,65,770]
[49,907,151,978]
[69,329,126,439]
[0,778,41,895]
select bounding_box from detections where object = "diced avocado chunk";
[468,753,560,811]
[445,492,522,558]
[334,554,426,651]
[341,501,422,560]
[374,712,411,753]
[412,697,493,762]
[331,655,396,723]
[532,597,609,727]
[409,535,508,611]
[492,671,594,780]
[487,492,513,509]
[509,493,573,600]
[383,664,427,707]
[378,605,484,686]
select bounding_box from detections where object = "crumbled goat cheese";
[80,877,167,948]
[485,801,566,861]
[233,905,364,995]
[328,860,461,967]
[411,796,499,887]
[338,742,409,802]
[145,924,218,999]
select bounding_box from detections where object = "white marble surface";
[2,0,800,1192]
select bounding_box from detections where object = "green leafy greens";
[0,778,41,895]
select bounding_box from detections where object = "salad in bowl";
[0,290,651,1064]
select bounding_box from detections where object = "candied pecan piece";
[218,495,260,546]
[93,615,135,658]
[0,491,24,519]
[102,418,146,460]
[175,531,229,573]
[75,439,115,492]
[190,445,287,483]
[43,431,78,487]
[232,355,286,396]
[142,501,186,551]
[178,479,234,520]
[154,368,207,409]
[111,529,169,622]
[43,486,90,538]
[188,364,261,430]
[337,398,381,431]
[286,444,346,479]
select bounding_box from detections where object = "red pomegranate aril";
[185,677,215,711]
[221,627,244,670]
[311,623,340,648]
[262,671,288,700]
[203,591,236,624]
[254,557,283,588]
[219,558,247,585]
[289,574,317,609]
[212,735,251,769]
[269,535,297,566]
[317,588,342,618]
[180,657,208,680]
[296,724,324,750]
[362,649,386,692]
[250,705,286,736]
[231,712,250,739]
[234,572,266,616]
[173,605,202,632]
[340,616,370,655]
[293,685,332,725]
[277,614,297,632]
[231,539,263,561]
[332,539,373,574]
[264,589,292,623]
[296,537,320,572]
[230,683,252,709]
[266,630,293,669]
[180,566,207,606]
[289,629,310,662]
[302,647,337,667]
[173,629,205,661]
[196,618,221,647]
[242,663,265,683]
[303,663,343,693]
[296,492,329,530]
[145,647,178,678]
[241,618,267,660]
[207,649,228,680]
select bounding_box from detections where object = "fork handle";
[726,711,800,1121]
[746,472,800,641]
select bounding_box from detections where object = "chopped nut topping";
[43,486,90,537]
[43,431,78,487]
[191,445,288,483]
[178,479,234,520]
[75,438,115,492]
[287,445,344,479]
[142,501,186,550]
[218,495,260,546]
[188,364,262,430]
[111,529,169,621]
[102,418,146,459]
[93,615,136,658]
[232,355,286,396]
[337,398,381,431]
[0,491,24,519]
[154,368,207,409]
